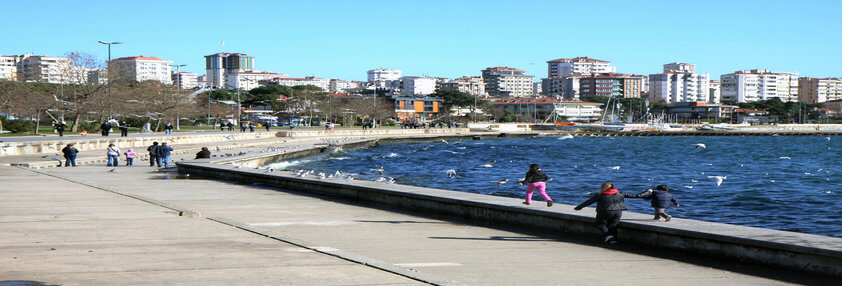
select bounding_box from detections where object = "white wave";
[265,160,310,170]
[329,157,350,160]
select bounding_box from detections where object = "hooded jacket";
[575,189,650,213]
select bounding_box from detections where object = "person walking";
[195,147,211,159]
[573,182,651,244]
[227,122,234,131]
[147,142,159,167]
[265,122,271,132]
[248,122,255,133]
[219,121,225,130]
[106,143,121,167]
[165,122,174,135]
[119,121,130,137]
[240,122,247,133]
[643,185,680,221]
[61,143,79,167]
[124,148,137,166]
[54,121,67,137]
[100,121,111,137]
[519,164,554,207]
[156,142,174,168]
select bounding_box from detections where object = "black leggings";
[596,210,623,238]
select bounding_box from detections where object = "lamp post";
[98,40,122,119]
[172,64,186,130]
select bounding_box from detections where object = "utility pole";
[98,41,122,119]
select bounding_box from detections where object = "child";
[573,182,650,244]
[124,148,137,166]
[519,164,554,207]
[643,185,679,221]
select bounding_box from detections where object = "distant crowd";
[60,141,212,168]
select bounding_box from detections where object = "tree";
[60,51,110,132]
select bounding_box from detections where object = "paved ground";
[1,146,831,285]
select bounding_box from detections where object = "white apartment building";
[440,76,487,98]
[546,57,616,77]
[367,68,402,82]
[0,56,18,81]
[228,71,289,90]
[400,76,437,96]
[533,82,543,95]
[263,77,330,91]
[482,67,534,97]
[329,79,359,93]
[649,63,710,104]
[172,71,198,89]
[205,52,255,89]
[709,80,721,103]
[109,56,172,84]
[798,77,842,103]
[18,55,73,83]
[720,69,799,103]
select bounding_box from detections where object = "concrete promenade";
[0,131,835,285]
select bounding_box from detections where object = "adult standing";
[61,143,79,167]
[248,122,255,133]
[100,121,112,137]
[106,143,121,167]
[265,122,271,132]
[165,122,174,135]
[574,182,650,244]
[519,164,554,207]
[227,122,234,131]
[219,121,225,130]
[119,121,130,137]
[240,122,247,133]
[54,121,67,137]
[147,142,159,167]
[156,142,174,168]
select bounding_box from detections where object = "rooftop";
[547,56,609,63]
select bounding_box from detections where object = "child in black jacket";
[643,185,679,221]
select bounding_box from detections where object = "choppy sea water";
[262,135,842,237]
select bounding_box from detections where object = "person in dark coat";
[100,121,111,136]
[147,142,159,167]
[574,182,651,244]
[119,121,130,137]
[219,122,225,130]
[643,185,679,221]
[54,121,67,137]
[61,143,79,167]
[195,147,211,159]
[165,122,174,135]
[156,142,174,167]
[519,164,554,207]
[240,122,247,133]
[248,122,255,133]
[226,122,234,131]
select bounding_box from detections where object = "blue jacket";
[644,190,678,208]
[156,145,173,157]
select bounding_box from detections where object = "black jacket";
[521,169,549,184]
[147,145,159,155]
[61,146,78,156]
[575,190,650,213]
[643,190,678,208]
[195,150,211,159]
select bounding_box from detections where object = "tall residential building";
[648,63,710,104]
[399,76,437,96]
[798,77,842,103]
[329,79,359,93]
[109,56,173,84]
[0,55,18,81]
[440,76,487,98]
[19,55,72,83]
[481,67,534,97]
[367,68,402,82]
[172,71,198,89]
[546,57,616,77]
[578,73,643,98]
[261,77,330,91]
[709,80,721,103]
[720,69,799,103]
[541,75,583,100]
[205,52,255,89]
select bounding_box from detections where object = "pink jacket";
[124,149,137,158]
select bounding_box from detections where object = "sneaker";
[665,216,672,222]
[547,200,553,207]
[608,239,618,245]
[604,235,615,242]
[522,202,530,205]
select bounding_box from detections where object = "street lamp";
[172,64,187,130]
[98,40,122,119]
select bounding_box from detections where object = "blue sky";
[3,0,840,81]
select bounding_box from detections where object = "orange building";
[394,96,443,122]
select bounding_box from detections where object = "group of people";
[519,164,679,245]
[59,141,214,168]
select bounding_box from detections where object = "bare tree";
[60,51,109,131]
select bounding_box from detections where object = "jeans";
[126,158,134,166]
[157,155,170,167]
[107,154,119,166]
[64,154,76,167]
[165,129,172,135]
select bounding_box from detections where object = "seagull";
[779,156,791,160]
[108,169,117,172]
[479,160,496,168]
[684,185,694,189]
[690,179,699,183]
[370,166,385,174]
[444,169,457,178]
[234,165,242,169]
[216,146,221,152]
[708,176,727,186]
[692,143,706,149]
[495,179,508,185]
[440,139,448,144]
[606,166,621,170]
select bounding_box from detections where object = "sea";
[262,135,842,238]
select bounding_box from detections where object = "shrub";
[4,119,35,133]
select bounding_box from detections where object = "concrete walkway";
[1,162,827,284]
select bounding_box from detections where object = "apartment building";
[541,75,583,100]
[798,77,842,103]
[578,73,643,99]
[367,68,402,82]
[109,56,172,84]
[709,80,721,103]
[481,67,534,97]
[400,76,436,96]
[329,79,359,94]
[0,55,17,81]
[228,71,288,90]
[546,57,616,77]
[261,77,330,91]
[720,69,798,103]
[172,71,198,89]
[205,52,255,89]
[649,63,710,104]
[394,96,442,122]
[440,76,487,98]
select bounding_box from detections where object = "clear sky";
[3,0,840,81]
